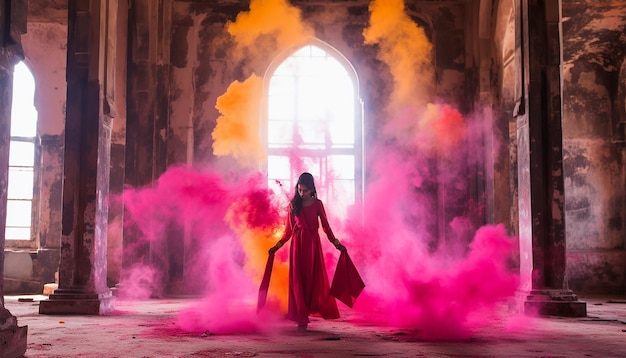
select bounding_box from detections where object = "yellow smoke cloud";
[225,197,289,311]
[213,0,315,166]
[363,0,434,111]
[240,227,289,311]
[227,0,314,52]
[364,0,467,158]
[212,75,265,165]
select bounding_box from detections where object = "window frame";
[5,61,41,250]
[262,38,365,212]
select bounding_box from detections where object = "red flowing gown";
[277,199,340,325]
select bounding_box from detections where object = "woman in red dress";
[269,172,346,330]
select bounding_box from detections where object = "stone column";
[39,0,115,315]
[119,0,172,298]
[0,0,29,356]
[516,0,585,316]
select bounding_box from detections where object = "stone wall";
[561,1,626,294]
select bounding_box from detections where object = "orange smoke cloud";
[233,225,289,311]
[227,0,314,52]
[363,0,465,154]
[213,0,315,166]
[225,189,290,310]
[363,0,434,111]
[212,75,264,166]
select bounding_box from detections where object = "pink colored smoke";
[120,168,286,333]
[332,104,520,340]
[117,0,523,340]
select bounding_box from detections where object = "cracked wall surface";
[561,1,626,293]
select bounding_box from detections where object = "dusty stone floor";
[5,294,626,358]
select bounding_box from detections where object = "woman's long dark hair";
[290,172,317,217]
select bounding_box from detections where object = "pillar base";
[0,324,27,358]
[524,289,587,317]
[39,288,116,315]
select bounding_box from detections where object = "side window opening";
[6,61,38,246]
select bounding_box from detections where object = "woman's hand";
[269,242,283,254]
[333,239,347,252]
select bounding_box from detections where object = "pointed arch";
[262,38,364,217]
[6,61,39,245]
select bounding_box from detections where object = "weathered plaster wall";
[492,0,517,237]
[107,0,129,288]
[491,0,519,271]
[561,1,626,293]
[21,21,67,247]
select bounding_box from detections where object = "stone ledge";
[39,290,115,315]
[524,289,587,317]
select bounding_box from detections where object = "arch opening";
[264,41,363,218]
[6,61,38,242]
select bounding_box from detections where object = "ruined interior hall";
[0,0,625,357]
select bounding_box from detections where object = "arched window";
[6,61,38,242]
[265,40,363,218]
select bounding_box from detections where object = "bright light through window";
[267,44,358,217]
[11,62,37,137]
[6,61,37,240]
